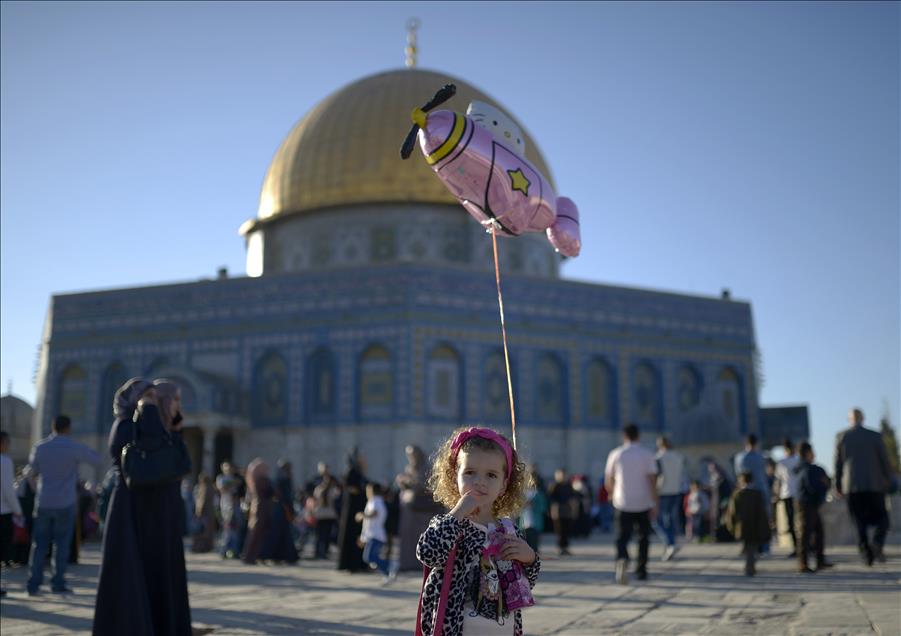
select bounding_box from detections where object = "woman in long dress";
[336,450,367,572]
[242,458,273,564]
[191,474,217,553]
[93,378,192,636]
[260,475,299,564]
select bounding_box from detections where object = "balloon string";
[490,224,518,450]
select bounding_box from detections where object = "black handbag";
[120,408,192,488]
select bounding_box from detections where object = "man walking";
[26,415,101,595]
[734,434,771,553]
[834,408,893,565]
[605,423,659,583]
[1,431,23,596]
[775,438,801,557]
[655,436,688,561]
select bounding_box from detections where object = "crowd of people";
[597,408,895,584]
[0,387,896,634]
[184,453,371,570]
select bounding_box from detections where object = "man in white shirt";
[656,436,689,561]
[775,438,801,558]
[605,423,659,584]
[1,431,24,597]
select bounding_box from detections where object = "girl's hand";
[449,491,481,521]
[500,536,536,565]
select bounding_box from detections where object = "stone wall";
[774,494,901,546]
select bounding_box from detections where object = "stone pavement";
[1,535,899,635]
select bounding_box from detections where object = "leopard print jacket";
[416,514,541,636]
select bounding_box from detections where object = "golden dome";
[254,68,555,223]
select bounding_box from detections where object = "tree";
[880,410,901,477]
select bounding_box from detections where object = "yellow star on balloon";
[507,168,531,196]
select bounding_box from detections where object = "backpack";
[798,462,829,507]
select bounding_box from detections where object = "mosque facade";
[31,69,801,485]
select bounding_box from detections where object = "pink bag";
[486,518,535,611]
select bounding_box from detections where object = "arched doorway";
[181,427,203,478]
[214,429,234,475]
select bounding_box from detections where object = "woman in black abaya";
[93,378,192,636]
[336,450,367,572]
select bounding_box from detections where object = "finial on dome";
[405,18,420,68]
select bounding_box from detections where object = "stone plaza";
[1,532,898,636]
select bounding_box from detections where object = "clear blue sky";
[2,1,898,467]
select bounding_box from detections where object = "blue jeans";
[28,506,76,592]
[658,494,683,547]
[362,538,390,575]
[221,507,245,557]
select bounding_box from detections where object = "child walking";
[686,480,710,541]
[416,427,540,636]
[356,483,396,583]
[794,442,833,573]
[725,472,771,576]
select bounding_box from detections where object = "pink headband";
[450,427,514,481]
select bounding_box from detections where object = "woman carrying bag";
[93,378,193,636]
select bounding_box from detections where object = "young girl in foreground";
[416,427,540,636]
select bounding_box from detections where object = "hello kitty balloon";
[400,85,581,257]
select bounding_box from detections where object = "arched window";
[427,345,461,420]
[718,367,745,433]
[307,347,337,421]
[483,350,516,422]
[536,353,566,425]
[358,344,392,420]
[586,357,616,426]
[633,361,663,431]
[253,351,289,426]
[677,364,703,412]
[98,362,129,433]
[58,365,88,430]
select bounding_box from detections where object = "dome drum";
[243,202,560,278]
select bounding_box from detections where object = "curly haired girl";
[415,427,540,636]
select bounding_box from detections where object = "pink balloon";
[546,197,581,257]
[415,109,581,256]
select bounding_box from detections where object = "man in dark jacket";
[795,442,832,573]
[725,472,770,576]
[834,408,893,565]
